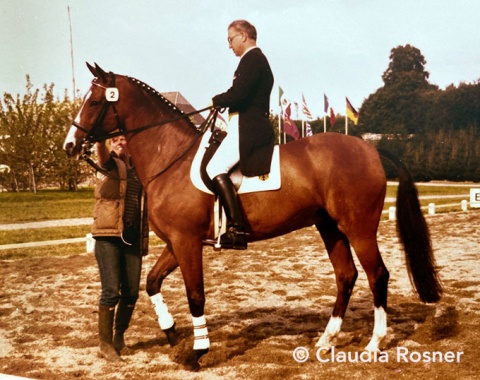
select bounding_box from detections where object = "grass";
[386,182,472,199]
[0,183,476,259]
[0,225,91,244]
[0,188,94,223]
[0,243,87,260]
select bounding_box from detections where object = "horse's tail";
[378,149,442,303]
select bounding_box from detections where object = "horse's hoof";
[183,348,209,372]
[164,323,180,347]
[317,347,331,356]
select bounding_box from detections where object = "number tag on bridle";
[106,88,119,102]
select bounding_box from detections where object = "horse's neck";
[124,100,200,185]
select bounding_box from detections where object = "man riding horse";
[207,20,276,250]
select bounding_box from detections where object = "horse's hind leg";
[315,222,358,352]
[350,235,389,352]
[146,246,180,346]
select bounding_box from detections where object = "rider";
[207,19,275,250]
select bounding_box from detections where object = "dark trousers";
[94,237,142,307]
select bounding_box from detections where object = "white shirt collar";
[241,46,259,59]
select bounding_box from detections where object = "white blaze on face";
[63,125,79,151]
[63,90,92,151]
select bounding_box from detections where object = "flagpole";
[278,86,283,144]
[278,112,281,145]
[323,93,328,133]
[67,5,76,101]
[345,107,348,135]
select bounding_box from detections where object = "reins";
[85,105,215,144]
[142,107,221,185]
[79,101,221,182]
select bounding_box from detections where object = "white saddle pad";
[190,130,281,195]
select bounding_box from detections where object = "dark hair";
[228,20,257,41]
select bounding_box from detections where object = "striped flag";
[346,97,359,125]
[305,122,313,137]
[302,93,313,120]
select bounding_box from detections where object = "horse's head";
[63,63,124,158]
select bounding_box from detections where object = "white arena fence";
[1,187,478,251]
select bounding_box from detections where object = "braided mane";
[126,76,196,128]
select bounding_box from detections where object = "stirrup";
[220,229,248,250]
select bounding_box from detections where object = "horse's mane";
[126,76,197,129]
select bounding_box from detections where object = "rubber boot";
[113,301,135,354]
[98,305,121,362]
[211,174,247,250]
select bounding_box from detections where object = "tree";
[0,77,90,191]
[359,45,437,135]
[382,44,430,87]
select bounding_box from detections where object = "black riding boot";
[98,305,121,361]
[212,173,247,250]
[113,301,135,354]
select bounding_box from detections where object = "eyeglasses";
[227,34,242,44]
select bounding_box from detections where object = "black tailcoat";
[212,48,275,177]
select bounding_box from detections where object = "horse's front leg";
[175,239,209,371]
[147,246,180,347]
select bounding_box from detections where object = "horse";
[63,63,442,371]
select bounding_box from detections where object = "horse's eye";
[90,100,100,106]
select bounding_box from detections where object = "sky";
[1,0,479,119]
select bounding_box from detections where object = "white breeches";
[206,114,240,179]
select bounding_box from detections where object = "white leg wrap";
[192,315,210,350]
[315,316,343,350]
[365,306,387,352]
[150,293,174,330]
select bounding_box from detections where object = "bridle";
[71,72,219,182]
[72,75,124,142]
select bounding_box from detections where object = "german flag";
[346,97,359,125]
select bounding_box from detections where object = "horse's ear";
[86,62,96,77]
[94,63,108,82]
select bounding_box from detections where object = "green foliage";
[0,188,94,223]
[0,77,91,191]
[358,44,480,181]
[382,45,431,86]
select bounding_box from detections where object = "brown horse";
[64,63,442,370]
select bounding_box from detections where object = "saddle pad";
[190,130,281,195]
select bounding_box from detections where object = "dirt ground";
[0,211,479,380]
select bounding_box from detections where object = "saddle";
[190,129,281,195]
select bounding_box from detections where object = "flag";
[324,94,329,114]
[346,97,359,125]
[305,122,313,137]
[302,93,313,121]
[283,102,299,140]
[278,86,284,106]
[329,107,337,126]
